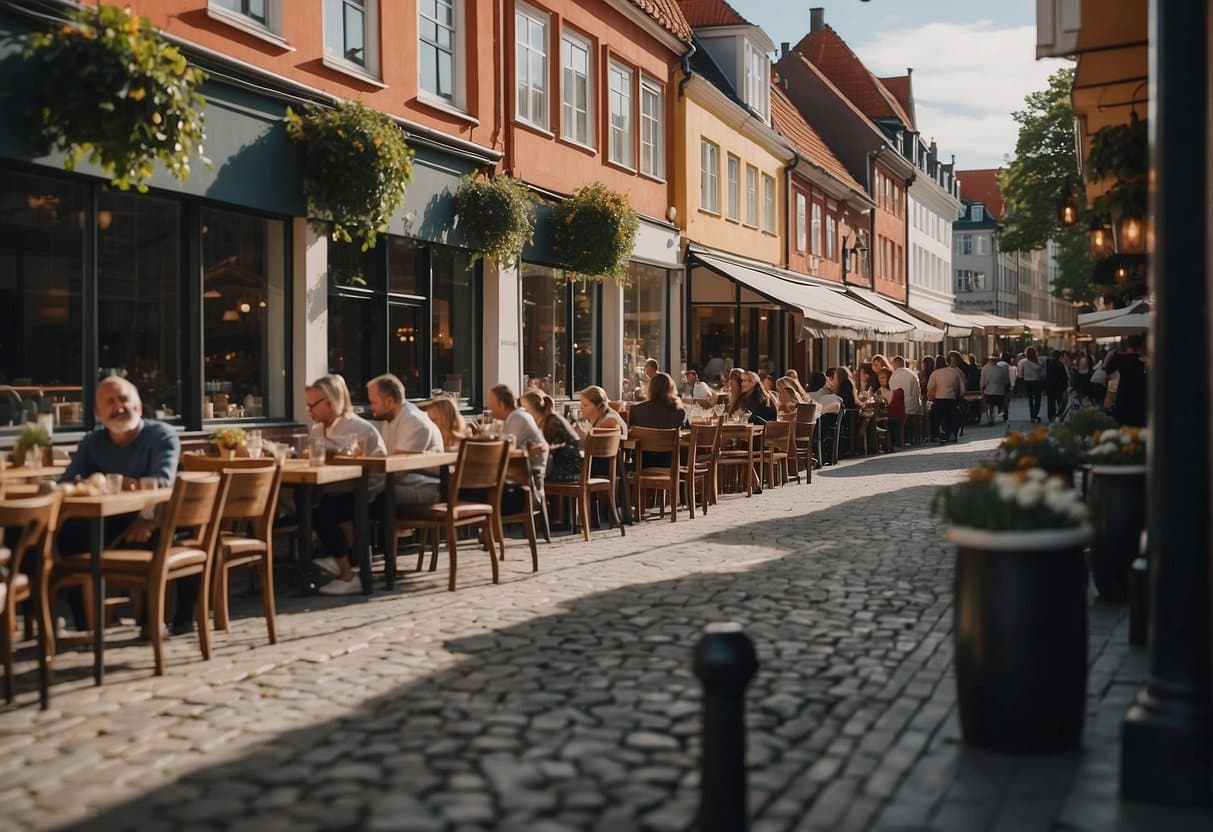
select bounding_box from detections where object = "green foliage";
[998,68,1096,304]
[932,468,1087,532]
[1057,406,1119,447]
[285,101,414,251]
[986,426,1084,475]
[14,424,51,454]
[24,4,209,192]
[551,183,639,284]
[209,427,246,450]
[1086,114,1148,219]
[1085,426,1147,466]
[453,175,536,269]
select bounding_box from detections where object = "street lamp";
[1088,213,1114,259]
[1056,181,1079,228]
[1114,212,1146,254]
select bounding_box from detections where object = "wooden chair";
[760,420,795,488]
[717,423,760,497]
[395,439,509,592]
[52,473,230,676]
[212,465,282,645]
[545,430,625,540]
[683,420,720,515]
[793,401,818,484]
[496,453,543,575]
[0,491,61,707]
[630,427,681,522]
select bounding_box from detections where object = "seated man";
[367,374,444,506]
[487,384,549,514]
[680,369,714,406]
[58,377,183,631]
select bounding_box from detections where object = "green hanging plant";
[453,174,536,269]
[24,3,209,193]
[551,182,639,283]
[285,100,414,251]
[1086,113,1147,219]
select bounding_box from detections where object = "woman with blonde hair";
[578,385,627,437]
[424,396,471,451]
[870,354,891,375]
[520,390,582,481]
[775,376,806,420]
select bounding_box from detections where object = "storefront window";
[202,208,286,420]
[521,264,598,398]
[388,303,424,399]
[0,172,85,430]
[432,247,475,406]
[328,293,381,403]
[689,265,786,382]
[571,281,597,394]
[623,263,668,388]
[98,192,181,421]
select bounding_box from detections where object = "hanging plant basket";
[453,174,536,269]
[24,4,209,192]
[551,183,639,284]
[285,100,414,251]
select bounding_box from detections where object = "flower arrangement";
[1058,406,1119,447]
[933,468,1088,532]
[551,182,639,283]
[25,4,209,192]
[1085,426,1147,466]
[454,174,536,269]
[209,427,246,451]
[987,426,1083,475]
[285,100,414,250]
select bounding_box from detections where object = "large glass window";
[98,192,181,422]
[515,4,548,129]
[431,247,476,405]
[795,193,806,252]
[608,62,633,167]
[327,242,381,403]
[726,156,740,221]
[745,165,758,227]
[521,264,599,398]
[640,78,663,178]
[0,172,85,430]
[825,213,837,260]
[762,175,776,234]
[810,201,822,255]
[560,31,592,145]
[689,265,785,381]
[623,263,667,389]
[420,0,457,102]
[324,0,369,68]
[202,208,286,421]
[213,0,267,25]
[700,140,719,214]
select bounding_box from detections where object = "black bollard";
[693,622,759,832]
[1129,557,1149,647]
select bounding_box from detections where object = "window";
[522,264,599,396]
[794,193,806,252]
[745,165,757,227]
[825,213,837,260]
[514,4,548,129]
[640,78,663,178]
[810,201,822,255]
[726,156,741,221]
[959,234,973,255]
[743,40,769,120]
[762,175,775,234]
[419,0,458,102]
[874,171,883,208]
[212,0,268,27]
[561,31,592,145]
[608,62,633,167]
[699,140,719,214]
[976,234,987,255]
[325,0,375,71]
[972,205,984,221]
[624,263,669,383]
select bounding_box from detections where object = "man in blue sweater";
[60,377,183,629]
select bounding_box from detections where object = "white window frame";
[972,205,984,221]
[418,0,465,109]
[700,139,719,214]
[745,165,758,227]
[825,213,837,260]
[742,40,769,121]
[810,201,822,255]
[514,3,549,130]
[560,28,593,147]
[795,193,806,252]
[608,61,634,168]
[976,234,987,255]
[639,76,664,179]
[761,174,776,234]
[726,155,741,221]
[208,0,287,44]
[324,0,379,77]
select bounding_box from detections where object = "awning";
[905,297,976,338]
[846,287,946,342]
[689,252,915,340]
[1078,301,1149,336]
[960,312,1027,335]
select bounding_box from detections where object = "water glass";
[246,429,263,459]
[106,473,124,494]
[139,477,159,491]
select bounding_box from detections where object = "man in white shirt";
[888,356,922,416]
[487,384,549,515]
[367,374,444,505]
[979,355,1010,424]
[681,369,713,404]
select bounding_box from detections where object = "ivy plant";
[285,100,414,251]
[453,174,536,269]
[25,4,209,192]
[551,183,639,284]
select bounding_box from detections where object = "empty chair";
[0,491,62,707]
[760,420,794,488]
[545,429,625,540]
[211,464,282,644]
[629,426,681,522]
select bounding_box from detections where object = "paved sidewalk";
[0,404,1209,831]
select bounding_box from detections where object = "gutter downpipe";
[678,41,697,377]
[784,150,804,271]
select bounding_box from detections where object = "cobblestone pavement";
[1,401,1210,831]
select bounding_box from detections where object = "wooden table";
[280,460,370,593]
[59,488,173,686]
[0,465,66,483]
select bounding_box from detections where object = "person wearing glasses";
[306,374,386,596]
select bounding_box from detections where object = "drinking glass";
[106,473,124,494]
[247,429,263,459]
[139,477,159,491]
[294,436,309,459]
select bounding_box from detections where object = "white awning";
[961,312,1028,335]
[690,252,915,340]
[1078,301,1149,335]
[846,288,946,342]
[905,296,976,338]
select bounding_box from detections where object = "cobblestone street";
[1,407,1209,831]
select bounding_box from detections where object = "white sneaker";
[313,556,341,577]
[318,576,361,595]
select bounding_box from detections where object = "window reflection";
[623,263,667,390]
[431,247,475,406]
[522,265,567,397]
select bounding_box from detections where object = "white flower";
[1045,489,1075,514]
[1100,429,1120,442]
[1067,501,1089,522]
[1016,482,1044,508]
[1026,468,1048,483]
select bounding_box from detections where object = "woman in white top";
[1018,347,1044,423]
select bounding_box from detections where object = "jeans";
[1047,390,1066,421]
[1025,380,1043,420]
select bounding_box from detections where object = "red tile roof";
[771,84,866,196]
[631,0,694,43]
[793,26,915,130]
[677,0,750,28]
[784,52,893,150]
[957,168,1006,220]
[879,75,913,122]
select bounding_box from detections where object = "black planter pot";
[949,525,1091,753]
[1087,465,1147,603]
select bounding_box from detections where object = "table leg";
[617,449,633,525]
[355,476,371,595]
[297,483,314,593]
[382,472,397,590]
[89,517,104,686]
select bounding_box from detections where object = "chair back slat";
[220,465,283,539]
[452,439,510,492]
[763,420,793,450]
[795,401,818,424]
[630,426,679,453]
[0,491,62,589]
[584,429,622,460]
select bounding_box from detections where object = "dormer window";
[972,205,985,222]
[743,40,769,121]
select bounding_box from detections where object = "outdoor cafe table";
[58,487,173,686]
[0,465,67,484]
[279,459,370,593]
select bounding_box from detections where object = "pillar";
[482,257,522,402]
[291,219,329,423]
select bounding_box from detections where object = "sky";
[727,1,1071,170]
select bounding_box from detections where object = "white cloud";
[852,22,1071,167]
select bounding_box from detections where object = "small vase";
[1087,464,1147,603]
[217,445,236,459]
[948,525,1092,753]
